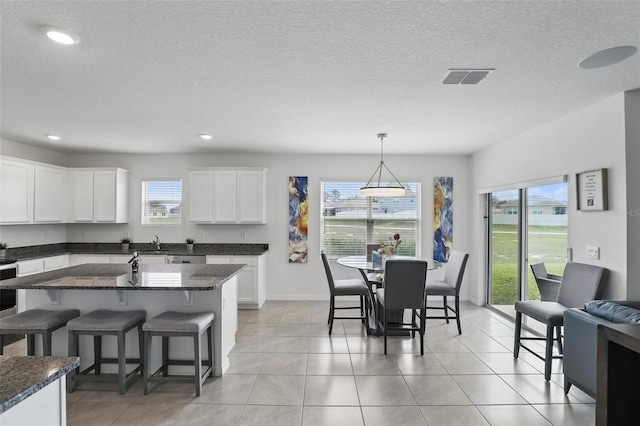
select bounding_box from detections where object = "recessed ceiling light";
[199,134,213,140]
[40,25,80,45]
[578,46,637,69]
[46,134,61,141]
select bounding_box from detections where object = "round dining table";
[336,255,442,335]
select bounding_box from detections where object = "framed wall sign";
[577,168,608,211]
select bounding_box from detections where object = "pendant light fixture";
[359,133,406,197]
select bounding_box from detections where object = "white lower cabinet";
[206,254,265,309]
[44,254,70,271]
[17,259,44,277]
[69,254,111,266]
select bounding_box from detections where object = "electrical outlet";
[586,246,600,260]
[198,232,204,239]
[241,232,247,239]
[125,231,130,238]
[83,231,87,239]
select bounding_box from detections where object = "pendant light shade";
[359,133,406,197]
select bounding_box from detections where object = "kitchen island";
[0,355,79,425]
[0,263,243,376]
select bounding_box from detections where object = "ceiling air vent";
[440,69,494,85]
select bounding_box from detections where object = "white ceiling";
[1,1,639,155]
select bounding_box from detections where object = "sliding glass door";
[487,182,568,320]
[488,189,521,317]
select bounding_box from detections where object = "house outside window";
[141,179,182,225]
[320,181,421,258]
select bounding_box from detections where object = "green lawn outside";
[491,224,567,305]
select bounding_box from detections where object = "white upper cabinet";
[71,168,129,223]
[72,170,94,222]
[188,168,267,224]
[237,170,266,223]
[0,156,129,225]
[0,158,34,224]
[188,170,213,222]
[34,165,65,222]
[213,170,238,223]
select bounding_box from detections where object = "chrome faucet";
[152,235,160,250]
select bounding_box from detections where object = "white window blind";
[320,181,421,258]
[141,179,182,225]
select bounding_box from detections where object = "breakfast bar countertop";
[0,355,80,413]
[0,263,245,291]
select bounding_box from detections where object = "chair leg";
[117,331,127,394]
[556,326,563,354]
[27,334,35,355]
[207,324,215,377]
[328,296,335,335]
[138,324,144,375]
[0,335,4,355]
[420,308,425,356]
[194,331,203,396]
[67,331,79,393]
[544,325,554,381]
[360,295,365,324]
[43,331,53,356]
[162,336,169,376]
[143,332,151,395]
[383,306,388,355]
[94,335,102,374]
[443,296,449,323]
[514,312,522,358]
[454,296,462,334]
[564,377,572,395]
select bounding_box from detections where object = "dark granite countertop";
[3,242,269,262]
[0,356,80,413]
[0,263,245,291]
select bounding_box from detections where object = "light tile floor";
[3,301,596,425]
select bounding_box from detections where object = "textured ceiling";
[1,1,639,155]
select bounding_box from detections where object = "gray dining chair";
[376,259,428,355]
[514,261,609,381]
[321,251,371,334]
[423,250,469,334]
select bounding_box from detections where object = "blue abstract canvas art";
[433,177,453,263]
[289,176,308,263]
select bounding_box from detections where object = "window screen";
[141,179,182,225]
[320,181,421,258]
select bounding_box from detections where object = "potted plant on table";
[0,242,7,258]
[120,238,131,251]
[186,238,195,251]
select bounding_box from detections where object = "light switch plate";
[587,246,600,260]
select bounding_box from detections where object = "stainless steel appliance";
[166,255,205,264]
[0,259,18,318]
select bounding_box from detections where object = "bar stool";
[0,309,80,355]
[67,309,146,394]
[142,311,215,396]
